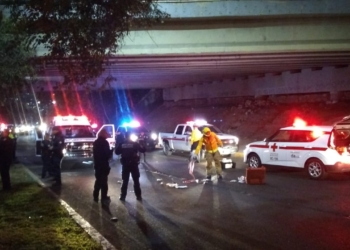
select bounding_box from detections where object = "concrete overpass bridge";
[35,0,350,102]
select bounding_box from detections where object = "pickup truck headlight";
[130,133,138,142]
[151,133,157,140]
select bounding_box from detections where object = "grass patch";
[0,164,103,250]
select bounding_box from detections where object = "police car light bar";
[122,120,141,128]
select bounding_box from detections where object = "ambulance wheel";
[306,158,327,180]
[163,142,172,156]
[247,153,261,168]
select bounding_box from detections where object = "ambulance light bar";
[53,115,90,126]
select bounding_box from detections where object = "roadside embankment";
[144,99,350,146]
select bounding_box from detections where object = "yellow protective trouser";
[205,150,222,176]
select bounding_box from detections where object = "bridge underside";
[38,51,350,90]
[34,16,350,90]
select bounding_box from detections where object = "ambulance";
[35,115,115,169]
[243,118,350,180]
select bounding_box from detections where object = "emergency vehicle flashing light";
[53,115,90,126]
[91,123,98,129]
[39,123,47,132]
[292,117,324,139]
[186,119,208,126]
[0,123,6,131]
[122,120,141,128]
[293,118,307,128]
[311,127,324,139]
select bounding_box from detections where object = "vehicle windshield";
[55,125,95,138]
[198,124,223,134]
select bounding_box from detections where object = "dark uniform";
[138,132,147,161]
[0,130,15,191]
[51,127,65,185]
[93,132,113,202]
[115,134,146,201]
[8,129,17,162]
[41,134,53,178]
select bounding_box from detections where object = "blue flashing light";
[121,120,141,128]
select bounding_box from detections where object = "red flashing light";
[311,127,323,138]
[293,118,307,128]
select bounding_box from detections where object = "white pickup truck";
[158,122,239,160]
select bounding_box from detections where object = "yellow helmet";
[202,127,211,136]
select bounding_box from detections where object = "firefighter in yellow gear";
[195,127,223,180]
[190,124,202,151]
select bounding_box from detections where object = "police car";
[243,119,350,180]
[116,120,157,150]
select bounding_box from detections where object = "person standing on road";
[93,129,113,204]
[0,129,15,191]
[187,125,202,180]
[115,132,146,201]
[41,133,53,179]
[190,125,202,152]
[189,124,202,161]
[195,127,223,181]
[138,131,147,161]
[50,127,65,186]
[8,128,18,163]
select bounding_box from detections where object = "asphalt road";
[16,134,350,250]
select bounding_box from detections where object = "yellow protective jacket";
[195,132,223,154]
[190,129,202,145]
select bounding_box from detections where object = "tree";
[6,0,169,89]
[0,11,36,122]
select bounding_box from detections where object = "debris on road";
[238,176,246,183]
[183,179,199,184]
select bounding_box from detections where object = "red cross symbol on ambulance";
[270,143,278,152]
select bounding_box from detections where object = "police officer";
[41,133,53,178]
[0,129,15,191]
[50,127,65,185]
[115,132,146,201]
[138,131,147,161]
[93,129,113,203]
[8,128,17,162]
